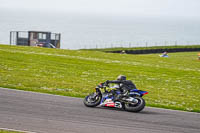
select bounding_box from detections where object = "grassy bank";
[0,44,200,112]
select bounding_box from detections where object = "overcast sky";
[1,0,200,17]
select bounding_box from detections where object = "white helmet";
[117,75,126,81]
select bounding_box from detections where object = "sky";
[0,0,200,17]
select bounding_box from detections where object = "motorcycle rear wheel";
[124,97,145,112]
[83,93,102,107]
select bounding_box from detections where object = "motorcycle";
[83,82,148,112]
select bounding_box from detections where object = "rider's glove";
[105,80,109,85]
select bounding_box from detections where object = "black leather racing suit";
[106,80,137,100]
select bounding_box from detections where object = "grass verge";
[0,44,200,112]
[0,129,23,133]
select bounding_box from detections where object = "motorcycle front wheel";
[124,97,145,112]
[83,93,102,107]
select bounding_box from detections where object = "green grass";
[0,44,200,112]
[82,45,200,52]
[0,129,23,133]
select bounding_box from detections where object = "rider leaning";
[105,75,137,100]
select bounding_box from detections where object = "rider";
[105,75,137,101]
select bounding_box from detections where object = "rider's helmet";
[117,75,126,81]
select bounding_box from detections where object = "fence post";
[164,41,167,46]
[10,31,12,45]
[155,42,157,46]
[175,41,177,46]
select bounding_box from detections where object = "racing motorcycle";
[83,82,148,112]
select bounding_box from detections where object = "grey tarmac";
[0,88,199,133]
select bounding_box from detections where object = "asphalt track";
[0,88,199,133]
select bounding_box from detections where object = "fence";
[78,40,200,49]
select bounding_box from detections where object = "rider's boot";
[114,94,122,101]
